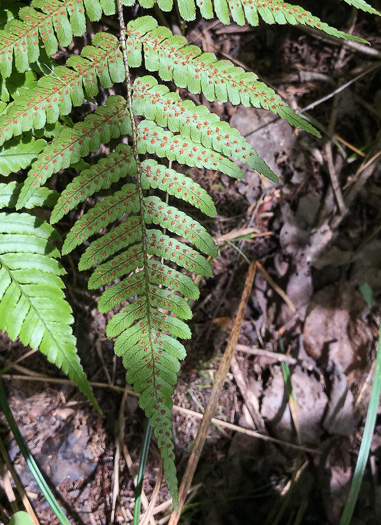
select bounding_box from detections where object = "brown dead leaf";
[303,283,370,375]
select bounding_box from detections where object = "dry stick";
[255,261,296,313]
[0,436,40,525]
[110,387,128,524]
[140,460,164,525]
[230,356,265,432]
[122,445,153,520]
[168,262,257,525]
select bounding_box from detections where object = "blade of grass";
[133,419,153,525]
[0,380,71,525]
[339,323,381,525]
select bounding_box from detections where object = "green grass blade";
[0,380,71,525]
[133,419,153,525]
[340,323,381,524]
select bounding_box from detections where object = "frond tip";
[0,212,100,412]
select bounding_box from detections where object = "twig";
[230,356,265,432]
[299,63,381,115]
[110,387,128,524]
[140,460,164,525]
[255,261,296,312]
[168,262,257,524]
[236,344,315,369]
[122,445,153,521]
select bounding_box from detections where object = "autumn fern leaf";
[143,196,218,257]
[0,34,123,147]
[0,212,99,411]
[204,0,373,36]
[126,17,320,136]
[78,216,143,271]
[62,184,140,255]
[133,76,278,182]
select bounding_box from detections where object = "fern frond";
[126,17,320,136]
[109,314,183,500]
[133,76,278,182]
[339,0,381,15]
[0,0,121,78]
[51,144,136,224]
[140,159,217,217]
[0,212,99,410]
[0,181,57,209]
[137,120,244,179]
[62,184,140,254]
[78,216,143,271]
[0,34,123,146]
[144,196,217,257]
[17,96,131,209]
[0,136,46,176]
[126,0,377,32]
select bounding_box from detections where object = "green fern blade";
[106,299,149,337]
[18,96,131,210]
[113,325,183,507]
[2,252,65,275]
[0,137,46,176]
[0,38,123,148]
[0,233,59,256]
[88,244,144,289]
[141,159,217,217]
[0,212,99,411]
[133,76,277,182]
[340,0,381,14]
[98,271,146,313]
[148,286,192,320]
[249,1,368,41]
[51,144,136,224]
[62,184,139,255]
[137,121,244,178]
[0,212,60,240]
[150,308,191,339]
[177,0,197,19]
[0,0,121,78]
[144,196,218,258]
[78,216,142,271]
[146,230,212,277]
[0,181,57,210]
[126,17,320,136]
[148,260,200,300]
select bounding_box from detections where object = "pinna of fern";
[0,0,379,80]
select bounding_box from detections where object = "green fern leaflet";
[0,212,99,412]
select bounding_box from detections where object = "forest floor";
[1,2,381,525]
